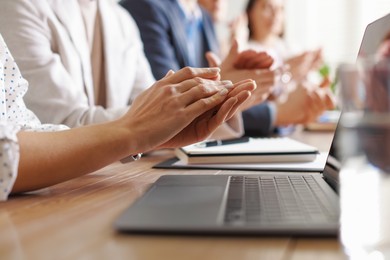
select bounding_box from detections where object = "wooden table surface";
[0,129,347,260]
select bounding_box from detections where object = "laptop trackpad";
[118,176,228,229]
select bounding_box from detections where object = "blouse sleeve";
[0,123,20,201]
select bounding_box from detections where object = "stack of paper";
[154,153,328,172]
[175,137,319,165]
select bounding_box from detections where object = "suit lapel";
[50,0,95,105]
[162,0,192,66]
[201,9,220,56]
[99,0,123,106]
[163,1,219,66]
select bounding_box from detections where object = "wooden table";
[0,129,347,260]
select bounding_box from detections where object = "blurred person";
[0,0,247,139]
[377,31,390,59]
[199,0,335,136]
[198,0,248,56]
[245,0,323,82]
[0,33,255,200]
[121,0,295,136]
[198,0,226,22]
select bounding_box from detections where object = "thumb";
[163,69,175,78]
[225,38,239,62]
[206,51,221,67]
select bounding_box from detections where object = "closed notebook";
[175,137,319,164]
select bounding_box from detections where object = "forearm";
[13,121,135,193]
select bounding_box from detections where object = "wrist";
[274,102,290,126]
[109,119,144,158]
[120,153,143,163]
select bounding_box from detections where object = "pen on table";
[195,137,250,148]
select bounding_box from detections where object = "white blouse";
[0,35,68,201]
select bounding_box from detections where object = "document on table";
[154,152,329,172]
[175,137,319,164]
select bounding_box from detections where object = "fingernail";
[251,80,257,89]
[219,88,228,96]
[222,80,234,88]
[208,67,220,73]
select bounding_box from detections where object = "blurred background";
[218,0,390,70]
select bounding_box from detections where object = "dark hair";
[246,0,258,39]
[245,0,285,40]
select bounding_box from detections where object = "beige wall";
[222,0,390,66]
[117,0,390,68]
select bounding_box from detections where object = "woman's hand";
[159,79,256,148]
[233,49,274,70]
[206,40,275,111]
[119,67,254,152]
[275,82,335,126]
[285,49,323,83]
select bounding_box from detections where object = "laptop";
[358,12,390,58]
[115,145,340,236]
[114,13,390,236]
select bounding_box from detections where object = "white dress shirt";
[0,0,155,127]
[0,35,68,201]
[0,0,244,139]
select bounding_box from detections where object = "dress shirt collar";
[176,0,202,22]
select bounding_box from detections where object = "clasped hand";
[206,40,276,112]
[120,67,256,153]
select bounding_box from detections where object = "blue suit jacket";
[120,0,219,79]
[120,0,273,136]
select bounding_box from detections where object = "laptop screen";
[323,12,390,192]
[358,13,390,59]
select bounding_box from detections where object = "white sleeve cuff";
[0,124,20,201]
[267,101,277,132]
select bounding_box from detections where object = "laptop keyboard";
[224,175,338,225]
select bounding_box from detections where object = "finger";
[233,50,257,68]
[235,52,274,69]
[178,82,233,106]
[317,90,330,112]
[162,67,221,84]
[246,56,274,69]
[308,91,324,113]
[175,78,233,93]
[206,52,221,67]
[227,79,256,97]
[226,69,275,89]
[163,69,175,78]
[228,79,262,112]
[208,97,239,130]
[302,99,317,124]
[323,89,336,109]
[235,51,273,69]
[223,39,239,64]
[319,76,331,88]
[185,88,230,118]
[226,91,252,119]
[308,91,327,120]
[310,51,323,70]
[251,56,274,69]
[252,70,276,87]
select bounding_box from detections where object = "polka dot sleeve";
[0,123,19,201]
[0,34,69,200]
